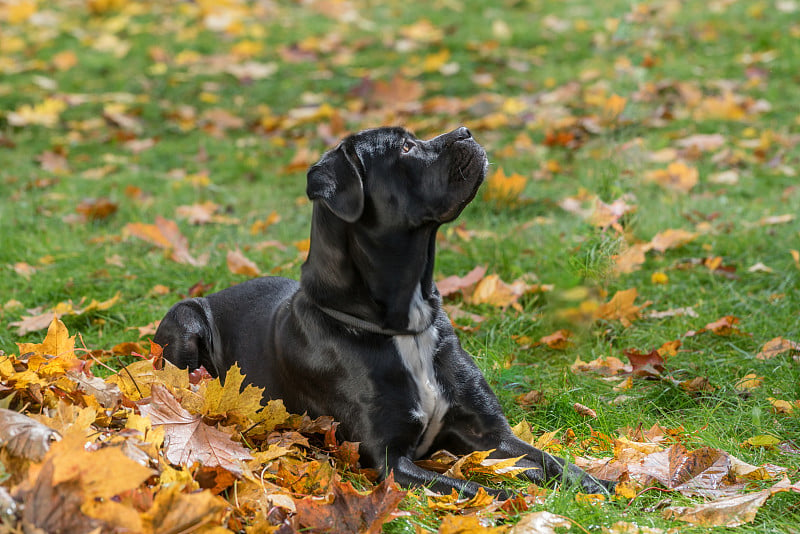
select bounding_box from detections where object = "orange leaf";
[482,167,527,205]
[594,288,650,326]
[756,336,800,360]
[645,161,699,193]
[226,249,260,277]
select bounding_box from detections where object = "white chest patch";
[394,325,449,459]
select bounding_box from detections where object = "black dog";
[154,127,611,497]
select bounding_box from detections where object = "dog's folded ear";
[306,142,365,223]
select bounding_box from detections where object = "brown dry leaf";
[645,161,699,193]
[756,336,800,360]
[664,483,789,527]
[76,197,118,221]
[573,403,597,418]
[705,315,743,336]
[594,288,650,326]
[226,249,260,277]
[624,349,666,378]
[139,384,253,475]
[124,216,208,266]
[516,390,545,407]
[649,228,698,252]
[539,329,572,350]
[437,265,487,297]
[294,473,407,534]
[0,408,60,461]
[767,398,795,414]
[629,444,732,496]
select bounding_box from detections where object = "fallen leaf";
[0,408,60,461]
[756,336,800,360]
[437,265,487,297]
[511,511,571,533]
[649,229,698,252]
[124,216,208,266]
[624,349,666,378]
[483,167,527,205]
[594,288,650,326]
[226,249,260,277]
[294,473,407,534]
[573,403,597,418]
[645,161,699,193]
[138,384,254,475]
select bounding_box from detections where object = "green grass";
[1,0,799,531]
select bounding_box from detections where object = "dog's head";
[307,127,487,226]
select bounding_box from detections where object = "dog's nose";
[455,127,472,140]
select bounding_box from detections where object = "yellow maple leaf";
[594,288,650,327]
[106,359,189,401]
[200,363,266,420]
[649,228,698,252]
[17,316,75,360]
[645,161,699,193]
[8,98,67,127]
[482,167,527,205]
[603,93,627,119]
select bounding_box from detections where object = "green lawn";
[1,0,799,531]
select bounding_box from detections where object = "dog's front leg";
[389,457,509,499]
[489,436,614,494]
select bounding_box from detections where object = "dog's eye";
[401,140,415,153]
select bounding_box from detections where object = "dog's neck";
[301,206,438,334]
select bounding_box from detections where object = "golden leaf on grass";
[226,249,260,277]
[437,265,487,298]
[439,513,507,533]
[483,167,527,205]
[17,317,75,360]
[8,98,67,128]
[249,210,281,234]
[594,288,650,327]
[603,93,627,119]
[467,274,527,311]
[767,398,795,414]
[612,243,651,274]
[645,161,699,193]
[649,228,698,252]
[734,374,763,390]
[426,487,495,512]
[756,336,800,360]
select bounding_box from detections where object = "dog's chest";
[393,327,448,458]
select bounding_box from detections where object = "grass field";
[1,0,799,531]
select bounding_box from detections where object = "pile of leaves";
[0,318,797,532]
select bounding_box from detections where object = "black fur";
[154,127,613,497]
